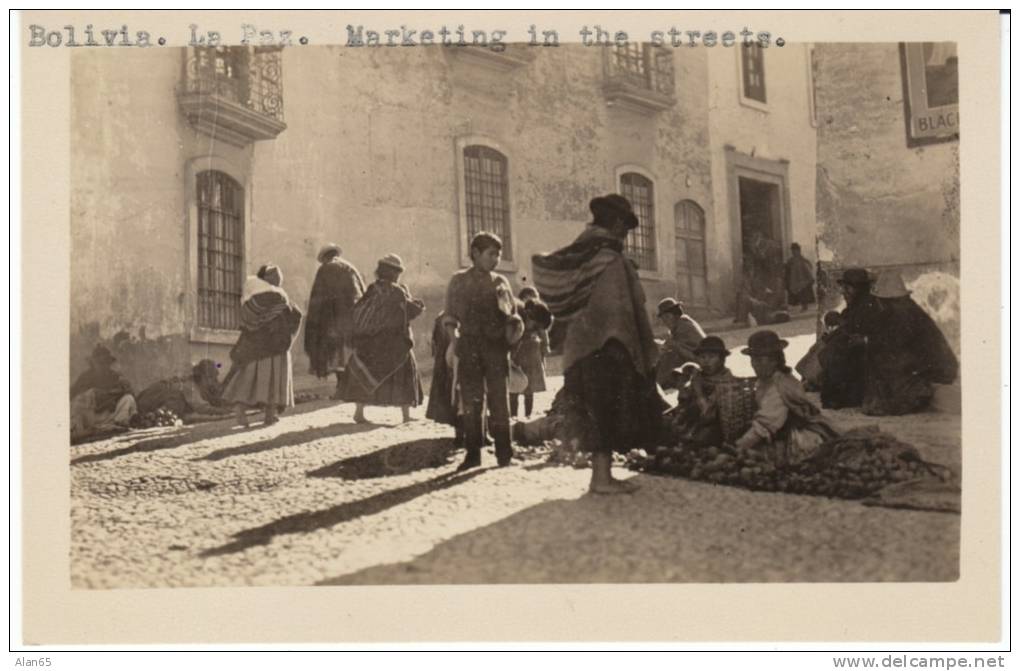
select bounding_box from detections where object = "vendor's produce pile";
[130,407,184,429]
[625,427,952,500]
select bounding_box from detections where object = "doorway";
[737,176,786,305]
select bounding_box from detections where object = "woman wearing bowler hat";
[665,335,737,446]
[341,254,426,424]
[532,193,667,494]
[818,267,883,410]
[731,330,838,464]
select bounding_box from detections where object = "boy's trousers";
[457,335,512,464]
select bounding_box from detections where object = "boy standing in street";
[443,232,523,470]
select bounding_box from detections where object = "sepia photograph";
[16,9,1004,647]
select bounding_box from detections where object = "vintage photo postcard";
[15,9,1004,645]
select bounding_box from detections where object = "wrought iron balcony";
[603,44,677,114]
[177,46,287,147]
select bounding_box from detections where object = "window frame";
[614,164,660,279]
[737,42,769,112]
[455,135,516,272]
[185,156,252,344]
[674,199,710,308]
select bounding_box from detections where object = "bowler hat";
[89,344,116,365]
[694,336,731,357]
[872,270,911,298]
[590,193,639,230]
[377,253,405,273]
[740,330,789,356]
[317,243,342,264]
[656,297,684,317]
[836,267,873,286]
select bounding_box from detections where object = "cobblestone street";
[70,322,960,588]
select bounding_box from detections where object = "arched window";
[619,172,657,271]
[462,145,512,260]
[196,170,245,329]
[675,200,708,306]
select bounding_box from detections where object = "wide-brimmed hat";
[377,253,405,273]
[836,267,874,286]
[317,243,342,264]
[671,362,702,378]
[590,193,639,230]
[656,297,684,317]
[89,344,116,365]
[872,270,911,298]
[741,330,789,356]
[694,336,731,357]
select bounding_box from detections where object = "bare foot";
[353,413,369,424]
[589,478,639,495]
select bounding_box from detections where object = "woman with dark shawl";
[304,244,366,396]
[223,264,303,428]
[341,254,426,424]
[532,194,666,495]
[862,271,959,416]
[784,242,816,311]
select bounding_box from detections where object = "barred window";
[463,145,512,260]
[196,170,245,330]
[611,42,676,96]
[675,200,708,306]
[741,43,767,103]
[619,172,657,271]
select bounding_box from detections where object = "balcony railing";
[603,44,677,113]
[177,46,287,146]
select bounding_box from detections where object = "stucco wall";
[706,43,818,313]
[813,43,960,353]
[71,44,817,390]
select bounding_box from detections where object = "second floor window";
[196,170,245,330]
[463,145,512,260]
[619,172,657,271]
[741,43,767,104]
[610,43,675,97]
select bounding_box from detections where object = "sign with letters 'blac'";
[900,42,960,147]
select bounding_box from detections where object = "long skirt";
[343,351,423,407]
[561,339,666,454]
[223,352,295,408]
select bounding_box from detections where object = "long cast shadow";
[307,438,458,480]
[70,399,349,466]
[201,467,491,557]
[196,422,379,462]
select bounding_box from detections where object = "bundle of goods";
[130,407,184,429]
[626,426,957,510]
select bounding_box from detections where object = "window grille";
[741,43,767,103]
[196,170,245,329]
[463,145,512,260]
[619,173,657,271]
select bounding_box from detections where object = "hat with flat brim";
[89,344,116,365]
[693,336,731,356]
[377,253,405,273]
[656,297,683,317]
[740,330,789,356]
[836,267,873,286]
[873,270,912,298]
[590,194,640,230]
[317,243,342,264]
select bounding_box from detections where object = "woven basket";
[715,378,758,442]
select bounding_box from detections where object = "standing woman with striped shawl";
[532,194,666,494]
[223,264,303,428]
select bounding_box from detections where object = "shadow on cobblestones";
[307,438,458,480]
[201,467,492,557]
[196,423,379,462]
[72,428,208,465]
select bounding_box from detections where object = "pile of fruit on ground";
[130,407,184,429]
[624,426,953,501]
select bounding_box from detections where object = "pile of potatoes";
[625,438,940,500]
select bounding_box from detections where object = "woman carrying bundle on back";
[223,264,303,428]
[341,254,426,424]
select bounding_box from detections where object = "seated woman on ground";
[730,330,839,465]
[664,336,736,447]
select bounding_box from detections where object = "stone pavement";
[70,321,960,588]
